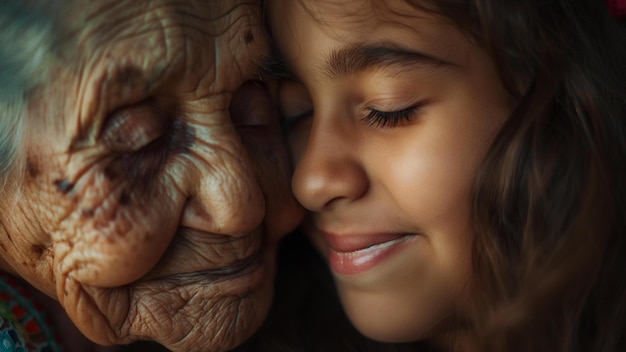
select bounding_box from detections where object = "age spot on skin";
[54,179,74,194]
[26,158,39,178]
[103,166,119,181]
[169,119,195,154]
[31,244,47,258]
[244,30,254,44]
[119,192,130,206]
[81,208,95,217]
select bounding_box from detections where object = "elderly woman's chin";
[124,228,282,351]
[122,237,280,352]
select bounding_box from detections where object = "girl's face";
[270,0,510,342]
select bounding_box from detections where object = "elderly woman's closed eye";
[0,1,303,351]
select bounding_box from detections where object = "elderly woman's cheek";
[50,155,183,288]
[54,104,199,288]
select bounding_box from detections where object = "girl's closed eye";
[361,102,428,129]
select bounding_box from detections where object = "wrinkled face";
[270,0,509,343]
[0,1,303,351]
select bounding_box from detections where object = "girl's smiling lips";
[322,231,417,275]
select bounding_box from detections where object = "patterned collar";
[0,273,64,352]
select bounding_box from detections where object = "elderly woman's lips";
[153,250,264,283]
[141,227,264,281]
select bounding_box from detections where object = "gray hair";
[1,2,54,191]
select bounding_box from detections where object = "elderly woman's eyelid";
[100,99,170,151]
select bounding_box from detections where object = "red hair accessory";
[607,0,626,19]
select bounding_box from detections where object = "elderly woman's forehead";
[60,1,252,43]
[48,0,268,90]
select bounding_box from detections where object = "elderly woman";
[0,1,302,351]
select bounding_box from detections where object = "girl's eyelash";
[360,105,421,128]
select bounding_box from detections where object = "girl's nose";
[291,117,368,211]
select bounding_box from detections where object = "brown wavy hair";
[411,0,626,351]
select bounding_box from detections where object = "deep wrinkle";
[54,179,74,194]
[169,119,195,154]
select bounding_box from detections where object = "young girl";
[262,0,626,351]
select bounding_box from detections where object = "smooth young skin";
[0,1,302,351]
[270,0,510,343]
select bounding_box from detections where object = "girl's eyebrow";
[322,42,456,78]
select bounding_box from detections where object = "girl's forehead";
[271,0,468,71]
[292,0,434,23]
[275,0,445,41]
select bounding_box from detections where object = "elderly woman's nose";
[179,180,264,236]
[178,100,267,236]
